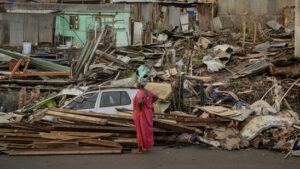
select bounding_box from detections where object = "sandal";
[131,148,143,154]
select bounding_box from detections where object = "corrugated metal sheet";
[0,13,54,46]
[9,13,24,46]
[218,0,295,16]
[0,14,9,44]
[39,14,54,43]
[24,14,39,45]
[4,3,131,12]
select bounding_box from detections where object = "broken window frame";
[67,92,99,110]
[69,15,79,30]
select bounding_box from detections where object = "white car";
[63,88,138,114]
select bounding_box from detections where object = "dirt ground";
[0,146,299,169]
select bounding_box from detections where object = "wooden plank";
[153,119,201,134]
[113,138,137,144]
[50,131,113,138]
[6,143,31,149]
[39,132,122,148]
[12,72,70,77]
[176,117,230,122]
[45,111,107,125]
[32,141,79,149]
[0,137,49,142]
[197,106,242,117]
[50,108,133,121]
[0,128,37,133]
[107,121,135,127]
[185,75,213,82]
[154,136,190,143]
[39,132,80,140]
[52,124,167,133]
[0,79,75,86]
[49,109,195,133]
[95,50,127,66]
[0,132,41,138]
[6,147,122,156]
[27,108,47,124]
[80,139,122,148]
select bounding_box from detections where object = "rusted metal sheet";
[197,4,212,31]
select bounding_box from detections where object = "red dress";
[133,89,155,150]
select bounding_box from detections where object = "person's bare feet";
[131,148,143,154]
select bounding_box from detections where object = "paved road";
[0,146,299,169]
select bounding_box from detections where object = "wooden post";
[22,57,31,73]
[241,14,246,49]
[9,58,24,80]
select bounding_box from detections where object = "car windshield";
[66,92,99,110]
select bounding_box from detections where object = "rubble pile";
[0,10,299,156]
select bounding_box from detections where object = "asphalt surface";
[0,146,299,169]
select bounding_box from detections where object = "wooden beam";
[9,58,24,80]
[0,79,76,86]
[0,128,37,134]
[0,137,49,142]
[80,139,122,148]
[32,141,79,149]
[52,124,168,134]
[39,132,122,148]
[5,147,122,156]
[50,131,113,138]
[50,108,133,121]
[12,72,71,77]
[22,57,31,73]
[0,132,41,138]
[176,117,230,122]
[45,111,107,125]
[153,119,201,134]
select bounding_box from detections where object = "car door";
[64,92,99,112]
[97,90,132,114]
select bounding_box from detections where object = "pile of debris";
[0,108,200,155]
[0,10,299,157]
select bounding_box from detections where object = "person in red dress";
[132,77,158,154]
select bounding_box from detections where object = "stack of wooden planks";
[0,108,206,156]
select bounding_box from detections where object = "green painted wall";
[55,10,131,47]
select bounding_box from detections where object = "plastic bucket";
[22,42,31,54]
[66,41,72,48]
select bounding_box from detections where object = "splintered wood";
[0,108,204,156]
[197,106,242,117]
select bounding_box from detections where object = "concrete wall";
[217,0,295,28]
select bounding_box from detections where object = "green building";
[55,9,131,47]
